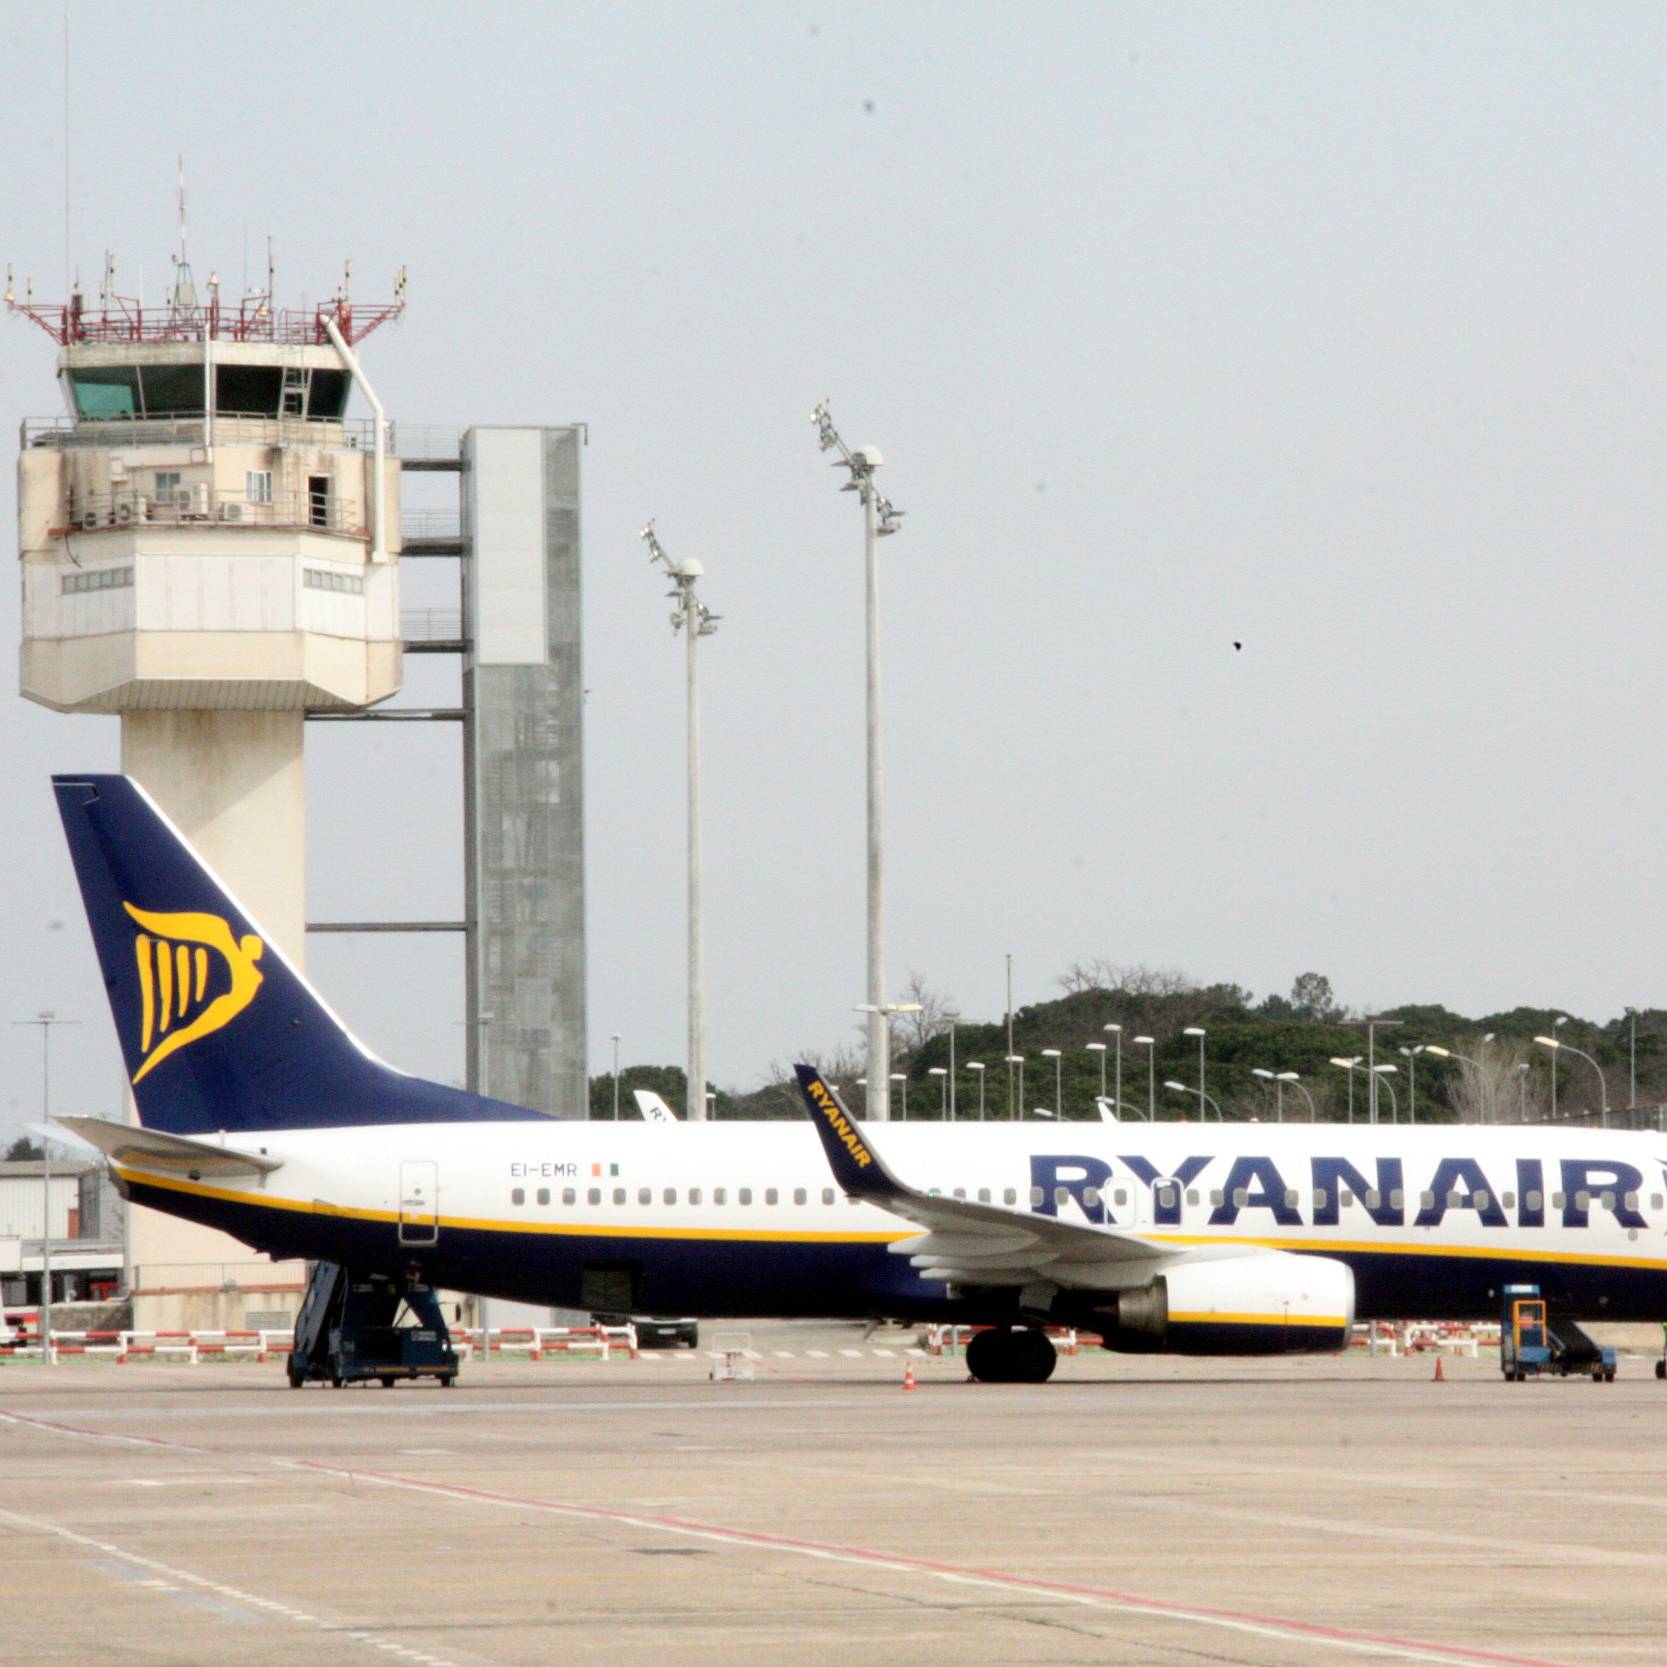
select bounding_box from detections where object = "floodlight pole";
[642,523,720,1120]
[813,403,905,1118]
[11,1011,78,1363]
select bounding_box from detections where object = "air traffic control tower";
[11,257,406,1327]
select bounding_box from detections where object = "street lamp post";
[1328,1057,1364,1122]
[1086,1041,1108,1101]
[928,1065,948,1118]
[1370,1064,1399,1122]
[1005,1055,1025,1121]
[1105,1024,1123,1120]
[610,1033,622,1120]
[1251,1067,1285,1122]
[890,1071,908,1119]
[11,1010,78,1364]
[642,522,720,1120]
[1041,1047,1063,1116]
[1278,1071,1317,1121]
[814,403,905,1122]
[1550,1014,1569,1117]
[1182,1027,1206,1121]
[1534,1034,1609,1127]
[1164,1078,1222,1120]
[1423,1044,1496,1122]
[1133,1035,1155,1119]
[1398,1045,1427,1123]
[852,1000,923,1122]
[968,1060,986,1120]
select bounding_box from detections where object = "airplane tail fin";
[53,775,544,1136]
[632,1089,680,1123]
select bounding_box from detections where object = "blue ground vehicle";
[1499,1284,1616,1383]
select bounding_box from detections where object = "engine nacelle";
[1114,1252,1355,1355]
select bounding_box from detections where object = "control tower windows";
[215,364,283,417]
[307,370,350,419]
[70,366,139,418]
[140,364,203,415]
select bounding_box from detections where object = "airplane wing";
[56,1115,283,1179]
[793,1064,1172,1290]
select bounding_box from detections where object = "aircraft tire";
[966,1327,1059,1384]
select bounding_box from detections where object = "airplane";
[632,1089,680,1123]
[49,772,1667,1383]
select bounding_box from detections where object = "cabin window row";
[508,1185,847,1207]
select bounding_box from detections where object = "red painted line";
[0,1405,1570,1667]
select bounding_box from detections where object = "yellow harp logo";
[125,904,265,1083]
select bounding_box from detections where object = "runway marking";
[0,1505,461,1666]
[0,1402,1578,1667]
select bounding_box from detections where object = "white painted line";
[806,1349,829,1358]
[772,1350,796,1358]
[0,1505,464,1666]
[838,1348,864,1358]
[871,1348,896,1358]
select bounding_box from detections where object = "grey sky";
[4,3,1667,1141]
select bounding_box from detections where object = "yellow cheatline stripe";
[107,1166,1667,1272]
[1169,1311,1348,1328]
[134,936,155,1052]
[111,1166,906,1245]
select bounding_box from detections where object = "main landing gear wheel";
[966,1327,1058,1384]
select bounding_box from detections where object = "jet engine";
[1112,1251,1354,1354]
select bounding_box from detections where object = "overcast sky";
[4,3,1667,1141]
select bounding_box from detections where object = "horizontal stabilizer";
[55,1115,282,1179]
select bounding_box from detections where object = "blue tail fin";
[53,775,544,1135]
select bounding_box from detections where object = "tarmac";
[2,1321,1663,1667]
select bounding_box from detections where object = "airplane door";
[398,1160,439,1246]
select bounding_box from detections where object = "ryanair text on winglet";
[808,1079,874,1168]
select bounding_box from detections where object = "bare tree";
[1435,1040,1539,1124]
[894,970,960,1054]
[1058,960,1195,998]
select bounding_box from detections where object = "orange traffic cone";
[902,1362,917,1392]
[1433,1356,1445,1382]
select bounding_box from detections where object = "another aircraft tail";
[53,775,545,1136]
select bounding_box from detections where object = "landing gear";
[966,1326,1057,1384]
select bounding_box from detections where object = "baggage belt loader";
[1500,1283,1616,1383]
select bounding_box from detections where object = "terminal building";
[12,257,589,1332]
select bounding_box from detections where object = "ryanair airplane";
[52,775,1667,1383]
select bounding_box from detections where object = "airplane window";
[1186,1189,1199,1206]
[1055,1186,1070,1207]
[1625,1192,1639,1211]
[1340,1190,1354,1207]
[1502,1192,1515,1210]
[1473,1192,1490,1210]
[1004,1188,1017,1205]
[1233,1188,1248,1207]
[1210,1190,1223,1207]
[1576,1191,1591,1211]
[822,1188,835,1205]
[1527,1190,1543,1210]
[714,1187,727,1205]
[563,1188,576,1205]
[588,1187,601,1205]
[1420,1192,1435,1210]
[1599,1190,1615,1211]
[1390,1189,1405,1209]
[613,1188,626,1205]
[663,1188,677,1205]
[1443,1189,1461,1207]
[1157,1184,1176,1210]
[1653,1194,1663,1211]
[1552,1192,1566,1209]
[739,1188,753,1205]
[639,1187,653,1206]
[1084,1186,1101,1209]
[511,1188,525,1206]
[690,1187,703,1205]
[1365,1190,1381,1209]
[1284,1189,1300,1210]
[1113,1188,1128,1208]
[1030,1187,1044,1207]
[950,1187,963,1199]
[1312,1189,1326,1208]
[537,1188,550,1206]
[765,1188,779,1206]
[978,1188,991,1204]
[794,1188,807,1205]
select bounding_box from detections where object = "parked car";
[593,1312,700,1350]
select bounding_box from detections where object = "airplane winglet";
[793,1064,910,1201]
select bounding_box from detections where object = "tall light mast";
[642,522,719,1120]
[812,403,905,1118]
